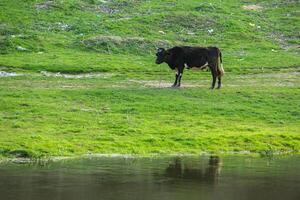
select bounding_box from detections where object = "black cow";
[155,46,224,89]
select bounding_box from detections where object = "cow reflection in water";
[165,156,222,184]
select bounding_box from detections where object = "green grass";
[0,71,299,157]
[0,0,299,158]
[0,0,299,72]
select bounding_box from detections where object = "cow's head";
[155,48,170,64]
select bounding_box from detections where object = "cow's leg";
[176,68,184,87]
[210,69,217,89]
[172,70,179,87]
[217,76,222,89]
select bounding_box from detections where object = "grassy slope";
[0,0,299,72]
[0,0,299,157]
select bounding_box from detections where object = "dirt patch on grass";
[268,32,300,50]
[0,71,21,77]
[82,0,142,14]
[129,80,173,88]
[128,79,207,88]
[244,71,300,79]
[230,71,300,87]
[242,5,263,11]
[160,14,217,34]
[35,1,56,10]
[127,71,299,88]
[40,71,113,79]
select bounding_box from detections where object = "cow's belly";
[185,62,208,70]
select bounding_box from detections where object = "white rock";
[271,49,277,52]
[16,46,27,51]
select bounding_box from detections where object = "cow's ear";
[165,50,171,55]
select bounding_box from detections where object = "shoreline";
[1,151,299,164]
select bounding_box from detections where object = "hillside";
[0,0,299,73]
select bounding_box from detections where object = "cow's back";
[207,47,221,57]
[181,46,209,67]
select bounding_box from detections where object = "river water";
[0,155,299,200]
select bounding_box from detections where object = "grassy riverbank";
[0,69,299,158]
[0,0,299,158]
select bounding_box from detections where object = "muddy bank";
[1,150,298,164]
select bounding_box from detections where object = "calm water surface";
[0,156,299,200]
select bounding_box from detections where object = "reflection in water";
[165,156,222,184]
[0,156,300,200]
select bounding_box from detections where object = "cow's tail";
[217,51,224,77]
